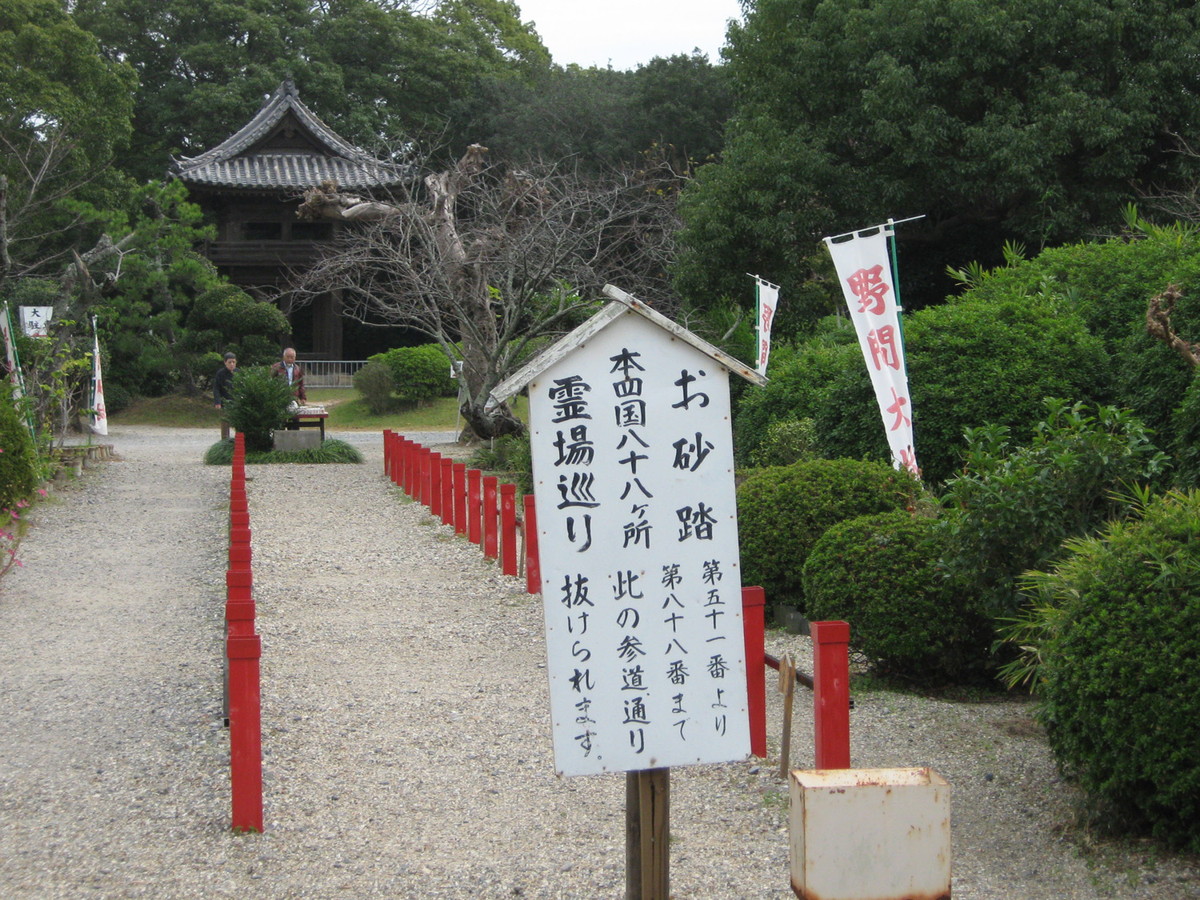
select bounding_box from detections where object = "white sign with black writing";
[527,309,751,777]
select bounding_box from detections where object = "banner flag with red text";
[89,316,108,436]
[823,222,918,476]
[752,276,780,376]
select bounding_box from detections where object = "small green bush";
[469,433,533,495]
[0,384,39,509]
[749,418,818,467]
[1031,491,1200,852]
[353,361,399,415]
[736,458,921,613]
[803,511,990,684]
[224,367,293,452]
[370,344,457,406]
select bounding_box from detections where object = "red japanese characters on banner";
[753,277,780,376]
[824,226,918,476]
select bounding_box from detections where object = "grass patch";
[204,438,363,465]
[115,389,528,433]
[112,394,220,427]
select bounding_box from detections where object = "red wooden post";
[227,633,264,832]
[420,447,433,507]
[228,528,252,573]
[741,586,767,758]
[453,463,467,535]
[483,475,499,559]
[500,483,518,576]
[429,452,444,517]
[523,494,540,594]
[394,435,405,487]
[440,457,454,526]
[402,438,414,495]
[383,429,392,477]
[468,469,482,544]
[811,620,851,769]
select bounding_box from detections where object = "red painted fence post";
[227,633,264,832]
[440,458,454,526]
[420,448,433,507]
[483,475,499,559]
[429,452,443,517]
[811,620,851,769]
[383,429,392,477]
[742,586,767,758]
[468,469,482,545]
[500,483,517,576]
[523,494,540,594]
[453,463,467,535]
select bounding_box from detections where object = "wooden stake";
[626,768,669,900]
[778,653,797,780]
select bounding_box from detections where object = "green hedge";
[736,458,920,614]
[1032,491,1200,852]
[803,511,990,684]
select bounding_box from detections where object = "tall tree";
[292,146,681,437]
[675,0,1200,323]
[0,0,136,279]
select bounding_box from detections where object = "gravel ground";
[1,424,1197,899]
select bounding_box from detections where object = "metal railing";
[299,359,368,388]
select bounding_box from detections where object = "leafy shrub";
[370,344,456,406]
[732,321,859,464]
[749,417,818,467]
[736,458,921,614]
[0,384,39,509]
[469,433,533,496]
[353,361,399,415]
[803,511,990,684]
[224,367,293,452]
[937,399,1170,618]
[1030,491,1200,852]
[816,289,1111,486]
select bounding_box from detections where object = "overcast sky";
[514,0,744,71]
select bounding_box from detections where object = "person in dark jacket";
[270,347,307,402]
[213,352,237,440]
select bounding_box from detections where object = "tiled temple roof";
[171,80,409,192]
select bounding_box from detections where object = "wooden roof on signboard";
[492,284,767,403]
[171,79,410,193]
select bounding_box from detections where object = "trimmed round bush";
[1033,491,1200,851]
[803,511,990,684]
[0,383,39,509]
[370,344,457,406]
[736,458,920,613]
[353,360,399,415]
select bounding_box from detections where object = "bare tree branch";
[1146,284,1200,368]
[291,145,681,438]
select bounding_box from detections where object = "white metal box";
[789,767,951,900]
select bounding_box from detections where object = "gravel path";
[1,425,1197,899]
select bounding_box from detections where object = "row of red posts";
[226,433,264,832]
[382,431,540,591]
[381,431,849,768]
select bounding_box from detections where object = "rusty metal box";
[789,767,951,900]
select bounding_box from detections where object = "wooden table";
[284,412,329,439]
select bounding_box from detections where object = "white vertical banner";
[753,277,779,376]
[1,302,24,398]
[89,316,108,436]
[824,224,918,476]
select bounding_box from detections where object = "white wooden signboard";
[499,289,760,777]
